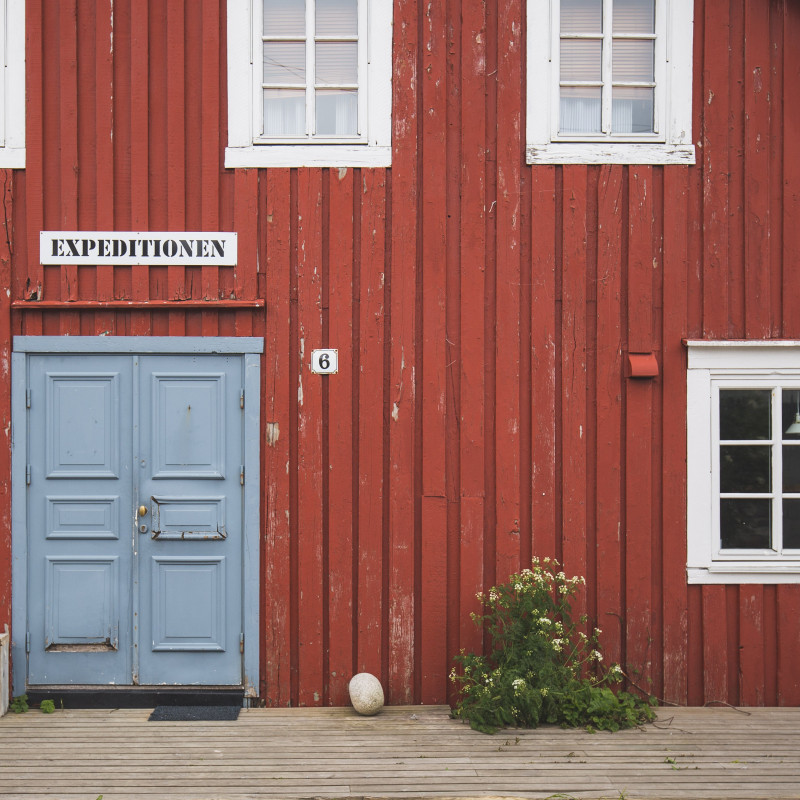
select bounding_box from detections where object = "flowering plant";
[450,558,655,733]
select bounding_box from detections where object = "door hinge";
[26,389,31,409]
[240,388,245,409]
[26,631,30,653]
[239,633,245,654]
[26,465,31,485]
[240,465,245,486]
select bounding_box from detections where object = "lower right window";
[687,342,800,583]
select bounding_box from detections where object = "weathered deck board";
[1,706,799,799]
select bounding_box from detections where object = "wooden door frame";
[11,336,263,698]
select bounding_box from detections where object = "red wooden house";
[0,0,799,708]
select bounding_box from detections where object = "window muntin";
[257,0,362,143]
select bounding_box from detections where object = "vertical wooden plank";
[777,585,800,705]
[782,2,800,337]
[494,0,522,584]
[702,585,729,704]
[234,169,258,337]
[296,169,324,705]
[560,167,588,594]
[167,0,186,334]
[744,0,772,338]
[595,165,624,668]
[419,0,448,704]
[726,0,745,339]
[444,0,463,704]
[59,0,79,336]
[95,0,115,333]
[625,166,655,689]
[662,167,690,705]
[531,167,558,561]
[24,0,44,331]
[201,0,221,331]
[357,170,387,681]
[702,0,731,338]
[130,0,150,336]
[458,0,486,661]
[387,0,419,704]
[739,586,765,705]
[327,168,355,705]
[263,170,292,706]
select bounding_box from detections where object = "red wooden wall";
[0,0,799,708]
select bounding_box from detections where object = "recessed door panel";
[45,557,118,649]
[46,374,119,478]
[151,375,225,479]
[151,557,226,650]
[46,496,119,540]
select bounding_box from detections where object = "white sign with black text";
[40,231,238,266]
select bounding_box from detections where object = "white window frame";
[687,341,800,584]
[526,0,694,165]
[226,0,392,168]
[0,0,25,168]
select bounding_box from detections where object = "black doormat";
[149,705,241,722]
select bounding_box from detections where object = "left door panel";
[26,355,133,685]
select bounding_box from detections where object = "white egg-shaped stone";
[348,672,384,716]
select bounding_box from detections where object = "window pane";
[784,499,800,549]
[316,89,358,135]
[613,0,654,33]
[719,389,771,441]
[263,89,305,135]
[560,87,601,133]
[782,389,800,440]
[561,39,602,82]
[316,0,358,37]
[561,0,602,33]
[612,87,653,133]
[720,445,771,493]
[264,0,306,37]
[613,40,654,82]
[263,42,306,85]
[316,42,358,84]
[720,499,771,549]
[783,445,800,493]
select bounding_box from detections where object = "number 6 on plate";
[310,349,338,375]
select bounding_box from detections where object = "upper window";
[527,0,694,165]
[687,342,800,584]
[226,0,392,168]
[0,0,25,168]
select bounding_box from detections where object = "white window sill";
[225,144,392,169]
[526,142,696,166]
[0,147,26,169]
[688,566,800,584]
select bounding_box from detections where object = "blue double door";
[25,352,246,687]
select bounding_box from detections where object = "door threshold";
[24,685,246,709]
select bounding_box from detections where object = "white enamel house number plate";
[310,349,338,375]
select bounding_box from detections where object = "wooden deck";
[1,705,798,799]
